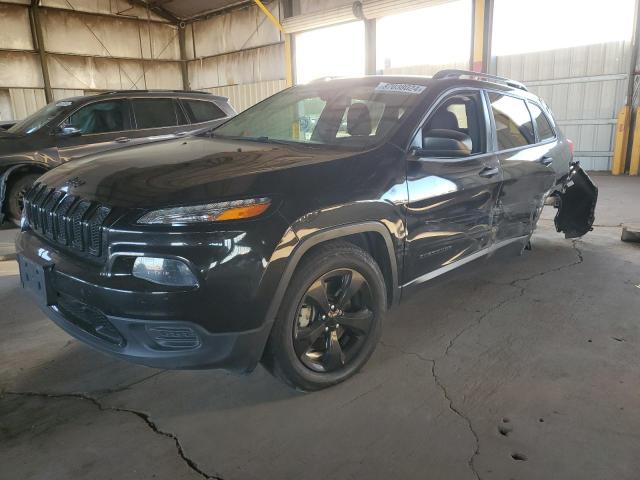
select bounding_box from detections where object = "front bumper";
[15,225,281,372]
[38,294,271,371]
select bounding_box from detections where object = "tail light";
[567,138,575,156]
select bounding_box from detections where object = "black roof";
[56,90,229,104]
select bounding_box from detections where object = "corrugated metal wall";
[186,2,287,114]
[0,0,180,120]
[206,79,287,112]
[495,41,631,171]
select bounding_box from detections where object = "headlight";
[132,257,198,287]
[137,198,271,225]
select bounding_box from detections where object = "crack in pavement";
[381,238,586,480]
[380,341,481,480]
[3,390,221,480]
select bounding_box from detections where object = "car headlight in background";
[132,257,198,287]
[137,198,271,224]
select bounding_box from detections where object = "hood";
[0,134,41,158]
[38,135,359,208]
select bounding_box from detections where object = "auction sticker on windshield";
[375,83,426,94]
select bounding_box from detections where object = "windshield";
[214,80,427,148]
[8,101,72,135]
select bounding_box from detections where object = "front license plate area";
[18,255,55,306]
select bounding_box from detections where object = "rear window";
[182,100,227,123]
[488,92,535,150]
[132,98,180,129]
[528,102,556,141]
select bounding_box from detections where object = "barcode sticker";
[375,82,426,94]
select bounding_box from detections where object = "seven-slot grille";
[23,183,112,258]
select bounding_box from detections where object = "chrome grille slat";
[23,183,111,259]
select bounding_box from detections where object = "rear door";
[403,89,503,287]
[180,98,230,129]
[55,99,133,162]
[128,97,191,142]
[486,91,556,242]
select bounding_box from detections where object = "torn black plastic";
[554,163,598,239]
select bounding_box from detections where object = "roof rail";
[98,89,212,95]
[432,69,528,92]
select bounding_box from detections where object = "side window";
[488,92,535,150]
[417,91,485,157]
[131,98,180,129]
[176,102,189,126]
[528,102,556,141]
[182,100,227,123]
[66,100,127,135]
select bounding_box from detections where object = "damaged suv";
[16,71,597,390]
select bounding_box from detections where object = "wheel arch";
[0,163,48,222]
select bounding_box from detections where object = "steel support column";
[178,25,190,91]
[470,0,493,73]
[365,19,376,75]
[626,0,640,175]
[29,1,52,103]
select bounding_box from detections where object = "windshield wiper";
[217,135,302,146]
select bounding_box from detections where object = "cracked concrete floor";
[1,174,639,480]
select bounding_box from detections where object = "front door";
[403,90,502,287]
[55,99,133,162]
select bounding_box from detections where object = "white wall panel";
[188,43,284,90]
[41,8,180,60]
[47,54,182,90]
[0,52,43,88]
[0,3,33,51]
[188,3,281,59]
[206,79,287,112]
[0,89,13,121]
[496,41,630,171]
[52,88,85,100]
[296,0,353,15]
[41,0,167,21]
[9,88,47,119]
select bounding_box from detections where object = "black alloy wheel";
[262,241,386,391]
[293,269,374,373]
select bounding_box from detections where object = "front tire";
[262,241,387,391]
[6,173,40,226]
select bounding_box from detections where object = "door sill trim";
[402,235,528,288]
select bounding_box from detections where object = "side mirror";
[411,136,471,159]
[55,125,82,138]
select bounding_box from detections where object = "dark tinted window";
[132,98,179,129]
[176,103,189,125]
[67,100,127,135]
[182,100,226,123]
[488,92,534,150]
[418,91,485,156]
[529,102,555,141]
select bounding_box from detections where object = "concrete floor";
[1,173,639,480]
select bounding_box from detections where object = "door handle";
[479,166,500,178]
[114,137,130,143]
[541,155,554,166]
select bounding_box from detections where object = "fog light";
[132,257,198,287]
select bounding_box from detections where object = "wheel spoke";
[336,271,365,309]
[294,321,326,354]
[306,278,331,313]
[339,308,373,335]
[322,330,345,370]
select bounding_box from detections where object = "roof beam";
[126,0,179,24]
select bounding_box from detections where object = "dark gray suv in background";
[0,90,236,224]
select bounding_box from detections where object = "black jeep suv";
[0,90,235,224]
[16,71,597,391]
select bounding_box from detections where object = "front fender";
[0,162,50,223]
